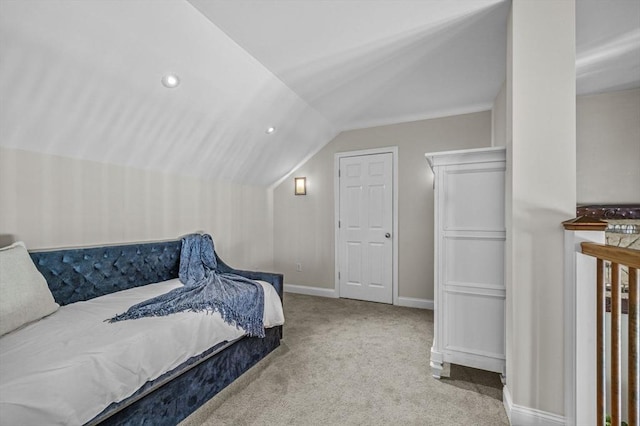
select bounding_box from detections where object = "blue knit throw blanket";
[108,233,265,337]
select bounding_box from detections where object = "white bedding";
[0,279,284,425]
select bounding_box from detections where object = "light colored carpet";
[180,293,509,426]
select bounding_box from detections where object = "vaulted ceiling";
[189,0,509,131]
[0,0,638,186]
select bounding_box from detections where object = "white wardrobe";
[425,147,506,379]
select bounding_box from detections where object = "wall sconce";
[294,177,306,195]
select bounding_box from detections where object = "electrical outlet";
[295,263,302,272]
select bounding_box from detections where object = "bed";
[0,237,284,425]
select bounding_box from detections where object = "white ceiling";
[188,0,510,131]
[0,0,638,186]
[576,0,640,95]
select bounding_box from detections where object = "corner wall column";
[504,0,576,422]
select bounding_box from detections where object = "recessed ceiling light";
[161,74,180,88]
[265,126,276,134]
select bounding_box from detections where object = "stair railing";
[581,242,639,426]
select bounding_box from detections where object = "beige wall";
[506,0,575,418]
[273,111,491,301]
[0,147,274,271]
[494,86,640,204]
[577,88,640,204]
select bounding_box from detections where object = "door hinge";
[338,272,341,280]
[338,169,341,178]
[338,220,341,228]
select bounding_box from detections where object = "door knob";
[385,233,391,238]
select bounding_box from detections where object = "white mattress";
[0,279,284,425]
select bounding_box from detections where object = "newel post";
[563,216,608,426]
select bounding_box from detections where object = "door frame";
[334,146,399,304]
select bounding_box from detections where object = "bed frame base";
[94,326,281,426]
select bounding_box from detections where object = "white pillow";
[0,241,59,336]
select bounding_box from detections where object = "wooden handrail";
[580,242,639,426]
[631,267,639,426]
[581,242,640,269]
[597,258,606,424]
[612,262,622,425]
[563,216,608,231]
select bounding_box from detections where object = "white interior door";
[338,152,393,304]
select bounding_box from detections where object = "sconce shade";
[294,177,306,195]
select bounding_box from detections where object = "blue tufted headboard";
[29,239,284,307]
[29,240,182,306]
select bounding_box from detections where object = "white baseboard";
[395,296,434,310]
[503,386,565,426]
[284,287,433,308]
[284,284,338,298]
